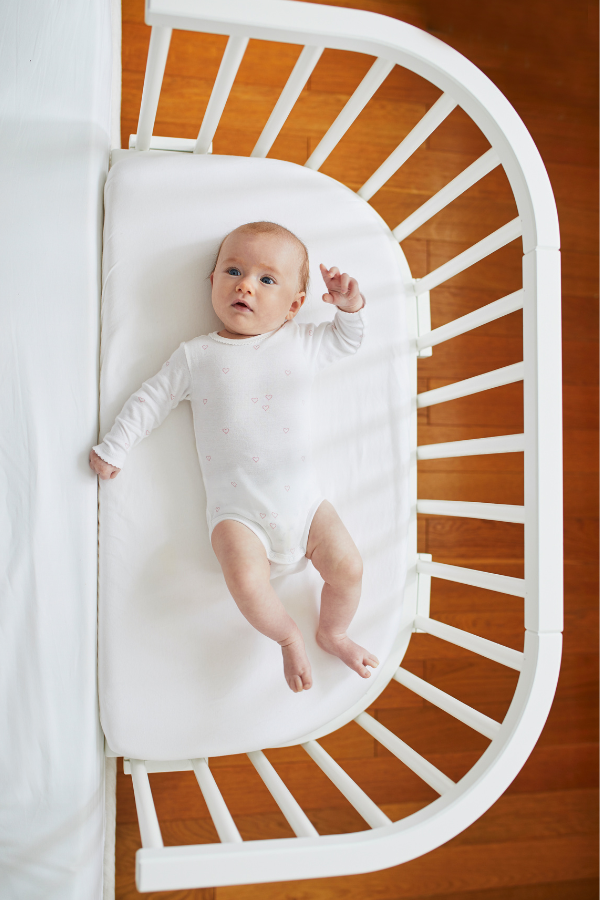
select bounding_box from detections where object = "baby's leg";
[306,501,379,678]
[211,520,312,693]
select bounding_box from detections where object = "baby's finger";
[322,292,334,304]
[340,272,350,294]
[347,276,360,297]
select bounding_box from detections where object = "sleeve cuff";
[92,445,124,469]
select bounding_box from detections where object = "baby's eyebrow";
[221,257,283,276]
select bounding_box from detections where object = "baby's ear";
[209,272,214,285]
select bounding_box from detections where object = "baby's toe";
[365,654,379,668]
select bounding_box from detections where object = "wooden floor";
[116,0,598,897]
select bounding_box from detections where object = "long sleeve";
[94,342,192,468]
[305,304,366,371]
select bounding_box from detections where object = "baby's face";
[211,230,305,339]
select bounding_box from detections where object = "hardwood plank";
[419,472,524,503]
[417,334,523,381]
[426,382,524,429]
[215,835,598,899]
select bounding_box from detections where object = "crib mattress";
[99,152,411,760]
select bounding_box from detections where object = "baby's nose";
[237,278,254,294]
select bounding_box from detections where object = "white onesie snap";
[94,307,365,569]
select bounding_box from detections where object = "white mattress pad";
[99,152,411,760]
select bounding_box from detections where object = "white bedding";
[99,153,410,760]
[0,1,112,898]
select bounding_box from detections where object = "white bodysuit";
[94,308,365,572]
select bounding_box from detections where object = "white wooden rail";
[247,750,319,838]
[355,712,455,795]
[392,147,501,240]
[301,740,392,828]
[130,759,164,848]
[414,218,522,294]
[358,93,457,200]
[121,0,562,890]
[416,499,525,524]
[417,433,525,459]
[135,27,172,151]
[414,615,524,670]
[393,669,501,740]
[417,362,524,408]
[191,758,242,843]
[304,57,394,171]
[417,289,523,350]
[416,558,525,598]
[195,35,249,154]
[251,45,324,158]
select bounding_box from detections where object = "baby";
[90,221,379,693]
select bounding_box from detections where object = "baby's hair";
[211,221,310,293]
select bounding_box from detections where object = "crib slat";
[194,35,249,155]
[251,45,324,158]
[393,668,501,740]
[304,57,394,171]
[417,362,524,408]
[392,148,501,239]
[414,615,524,670]
[191,758,243,843]
[415,218,522,294]
[417,559,525,599]
[358,93,457,200]
[130,759,164,849]
[354,713,455,795]
[301,740,391,828]
[417,433,525,460]
[417,499,525,524]
[135,27,173,152]
[417,290,523,350]
[247,751,319,838]
[129,135,198,152]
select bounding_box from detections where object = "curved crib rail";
[115,0,563,890]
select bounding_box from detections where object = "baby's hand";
[89,449,121,480]
[320,264,364,313]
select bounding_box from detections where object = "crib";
[104,0,563,892]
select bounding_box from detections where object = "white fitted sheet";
[0,0,112,897]
[99,152,410,760]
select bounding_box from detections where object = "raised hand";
[89,448,121,480]
[320,264,364,313]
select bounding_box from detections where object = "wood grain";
[116,0,598,897]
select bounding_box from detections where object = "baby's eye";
[260,276,275,285]
[227,267,241,277]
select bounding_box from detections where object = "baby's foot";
[316,630,379,678]
[279,633,313,693]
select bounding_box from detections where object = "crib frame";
[107,0,563,891]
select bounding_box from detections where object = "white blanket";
[99,153,411,760]
[0,1,112,897]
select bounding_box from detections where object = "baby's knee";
[332,550,363,587]
[345,552,363,584]
[225,565,269,604]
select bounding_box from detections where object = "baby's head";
[210,222,309,339]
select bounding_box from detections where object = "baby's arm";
[90,343,191,479]
[305,266,366,369]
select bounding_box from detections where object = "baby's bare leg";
[211,520,312,693]
[306,501,379,678]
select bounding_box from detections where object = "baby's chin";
[219,316,285,338]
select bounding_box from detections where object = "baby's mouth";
[233,300,252,311]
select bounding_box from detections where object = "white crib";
[106,0,563,892]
